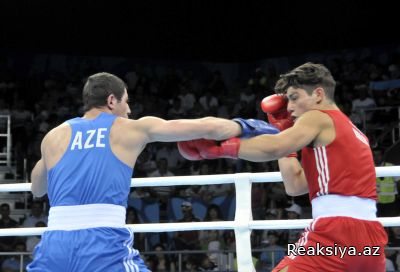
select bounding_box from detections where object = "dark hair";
[205,204,223,221]
[0,203,10,209]
[83,72,127,112]
[274,62,336,100]
[153,243,166,250]
[126,206,140,223]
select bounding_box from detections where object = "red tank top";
[301,110,377,201]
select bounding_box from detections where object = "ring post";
[233,173,255,272]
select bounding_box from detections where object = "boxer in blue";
[28,72,278,271]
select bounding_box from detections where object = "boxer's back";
[47,112,133,207]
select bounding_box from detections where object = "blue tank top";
[47,112,133,208]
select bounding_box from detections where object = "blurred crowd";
[0,44,400,271]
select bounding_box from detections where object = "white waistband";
[48,204,126,231]
[312,195,377,220]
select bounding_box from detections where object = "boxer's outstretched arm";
[135,116,242,143]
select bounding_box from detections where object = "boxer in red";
[178,62,387,271]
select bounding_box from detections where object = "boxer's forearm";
[278,157,308,196]
[238,134,294,162]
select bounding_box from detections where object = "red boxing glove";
[261,94,297,158]
[177,140,204,160]
[177,138,240,160]
[261,94,294,131]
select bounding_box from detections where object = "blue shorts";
[27,227,150,272]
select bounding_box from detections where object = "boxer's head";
[274,63,336,118]
[83,72,130,118]
[274,62,336,100]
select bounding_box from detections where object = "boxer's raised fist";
[261,94,293,131]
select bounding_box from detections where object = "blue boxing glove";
[233,118,279,138]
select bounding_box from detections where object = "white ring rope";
[1,166,399,192]
[0,165,399,271]
[3,217,400,237]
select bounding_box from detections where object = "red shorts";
[272,216,387,272]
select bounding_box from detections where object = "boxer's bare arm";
[239,110,334,195]
[278,157,308,196]
[111,116,242,167]
[31,158,47,197]
[137,116,241,142]
[31,136,50,197]
[238,110,330,161]
[275,109,335,200]
[31,124,70,197]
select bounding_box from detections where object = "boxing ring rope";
[0,166,399,271]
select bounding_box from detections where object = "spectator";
[148,158,175,178]
[351,84,377,127]
[135,149,157,177]
[203,229,226,269]
[198,90,218,112]
[148,158,176,210]
[125,207,140,224]
[200,205,227,267]
[183,185,203,199]
[388,64,400,80]
[240,86,256,105]
[22,201,48,228]
[150,243,175,272]
[177,85,196,113]
[1,241,32,272]
[252,182,267,220]
[173,201,201,250]
[374,148,400,217]
[265,182,288,209]
[125,207,146,250]
[258,231,285,271]
[385,248,397,272]
[198,254,219,271]
[248,68,271,95]
[281,203,303,244]
[204,204,224,222]
[208,71,227,95]
[166,98,184,119]
[0,203,19,252]
[388,227,400,246]
[155,143,185,173]
[26,221,46,253]
[260,209,286,246]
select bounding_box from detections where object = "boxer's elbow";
[31,186,46,198]
[31,177,47,197]
[281,165,308,196]
[285,187,307,197]
[284,179,308,196]
[31,160,48,197]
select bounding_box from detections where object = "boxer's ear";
[106,94,117,110]
[312,87,324,104]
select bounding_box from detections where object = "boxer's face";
[286,87,320,121]
[286,87,324,121]
[111,89,131,118]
